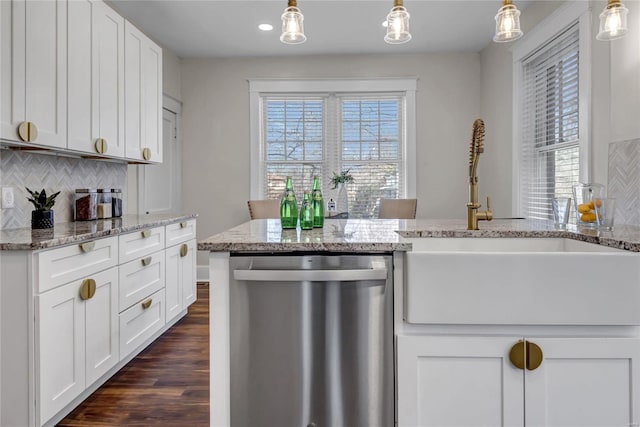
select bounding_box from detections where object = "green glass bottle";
[311,175,324,228]
[280,176,298,229]
[300,192,314,230]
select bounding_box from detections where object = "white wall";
[181,53,482,265]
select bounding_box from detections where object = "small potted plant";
[26,187,60,229]
[330,169,354,216]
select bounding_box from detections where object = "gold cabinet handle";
[526,341,543,371]
[141,298,152,309]
[95,138,108,154]
[142,147,151,161]
[509,340,543,371]
[141,230,151,238]
[141,256,152,266]
[509,340,525,370]
[180,221,187,229]
[18,121,38,142]
[79,278,97,300]
[180,243,188,257]
[79,241,95,252]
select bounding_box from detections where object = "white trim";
[197,264,209,282]
[248,78,418,201]
[511,2,592,217]
[163,94,182,115]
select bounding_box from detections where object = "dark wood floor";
[57,283,210,426]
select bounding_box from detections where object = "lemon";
[577,203,592,214]
[595,198,603,208]
[588,200,595,210]
[581,212,597,222]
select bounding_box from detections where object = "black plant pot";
[32,210,54,229]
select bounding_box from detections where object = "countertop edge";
[1,213,198,251]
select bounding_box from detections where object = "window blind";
[520,24,580,220]
[260,93,406,218]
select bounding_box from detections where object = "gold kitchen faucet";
[467,119,493,230]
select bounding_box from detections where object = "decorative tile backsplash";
[0,150,127,229]
[608,139,640,226]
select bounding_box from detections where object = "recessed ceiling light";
[259,23,274,31]
[381,20,388,28]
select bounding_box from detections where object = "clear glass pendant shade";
[493,4,523,43]
[384,6,411,44]
[597,2,629,41]
[280,6,306,44]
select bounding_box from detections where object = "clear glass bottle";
[300,191,314,230]
[311,175,324,228]
[280,176,298,229]
[74,189,97,221]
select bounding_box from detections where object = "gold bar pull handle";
[180,221,187,229]
[141,230,151,238]
[79,279,97,300]
[79,241,95,252]
[141,298,152,310]
[180,243,188,257]
[509,340,525,370]
[525,341,543,371]
[141,256,152,266]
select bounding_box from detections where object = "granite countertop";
[0,213,197,250]
[198,218,640,253]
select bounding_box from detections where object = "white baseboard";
[197,264,209,282]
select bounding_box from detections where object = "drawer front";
[119,289,165,361]
[119,251,165,312]
[119,226,165,264]
[35,237,118,293]
[165,219,196,247]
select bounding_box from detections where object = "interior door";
[139,107,181,215]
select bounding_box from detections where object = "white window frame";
[511,1,591,217]
[248,78,417,200]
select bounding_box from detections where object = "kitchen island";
[200,218,640,427]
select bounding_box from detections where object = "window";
[513,2,590,220]
[250,79,416,219]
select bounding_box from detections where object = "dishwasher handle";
[233,266,388,282]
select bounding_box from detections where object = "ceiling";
[108,0,533,58]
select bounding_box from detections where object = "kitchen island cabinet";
[0,214,197,427]
[200,218,640,427]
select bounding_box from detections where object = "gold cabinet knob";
[79,241,95,252]
[180,243,188,257]
[17,121,38,142]
[526,341,543,371]
[141,230,151,238]
[141,298,152,309]
[141,256,152,266]
[509,340,525,370]
[142,147,151,161]
[95,138,108,154]
[79,278,97,300]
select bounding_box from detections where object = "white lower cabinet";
[165,239,197,322]
[119,288,165,360]
[36,267,118,426]
[397,335,640,427]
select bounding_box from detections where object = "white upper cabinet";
[125,21,163,163]
[92,1,125,158]
[1,0,67,148]
[2,0,161,162]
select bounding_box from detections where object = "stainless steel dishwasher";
[229,254,394,427]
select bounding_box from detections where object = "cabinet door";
[92,1,124,157]
[37,280,85,425]
[1,0,67,148]
[67,0,95,153]
[124,21,162,162]
[85,267,119,385]
[181,239,197,308]
[165,243,183,322]
[525,337,640,427]
[397,335,524,427]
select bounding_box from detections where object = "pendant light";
[280,0,306,44]
[493,0,523,43]
[384,0,411,44]
[597,0,629,41]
